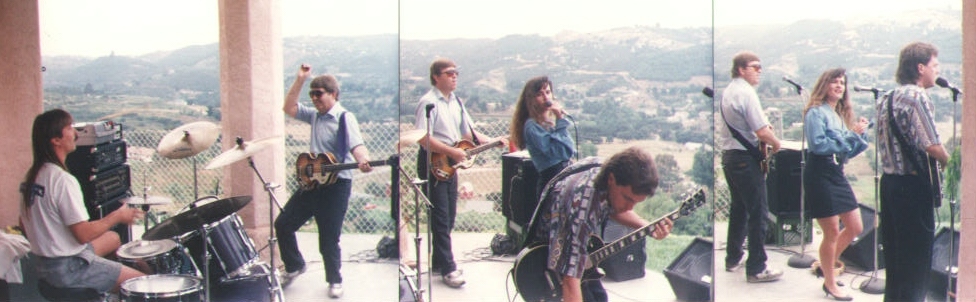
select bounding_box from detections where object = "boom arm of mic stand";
[398,166,434,208]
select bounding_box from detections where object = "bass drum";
[179,196,260,282]
[210,264,282,302]
[120,275,203,302]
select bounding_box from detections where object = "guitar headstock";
[677,187,707,217]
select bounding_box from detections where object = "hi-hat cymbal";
[122,195,173,206]
[204,136,281,170]
[142,196,252,241]
[157,122,221,159]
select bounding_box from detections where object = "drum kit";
[116,122,285,302]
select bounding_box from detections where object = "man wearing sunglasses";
[717,52,783,284]
[277,64,373,298]
[413,58,505,288]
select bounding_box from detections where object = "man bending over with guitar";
[276,64,373,299]
[534,147,672,302]
[876,42,948,302]
[414,58,506,288]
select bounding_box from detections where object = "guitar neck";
[322,158,392,172]
[588,209,683,266]
[464,140,503,157]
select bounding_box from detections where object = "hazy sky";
[39,0,960,57]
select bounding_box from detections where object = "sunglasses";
[747,64,762,71]
[441,70,459,76]
[309,90,327,98]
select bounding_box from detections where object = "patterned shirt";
[537,157,611,279]
[876,84,941,175]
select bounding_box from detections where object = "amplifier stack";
[65,121,131,244]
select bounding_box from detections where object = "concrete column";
[956,0,975,300]
[0,1,43,227]
[217,0,285,263]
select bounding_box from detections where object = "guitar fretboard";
[465,140,503,156]
[588,211,681,265]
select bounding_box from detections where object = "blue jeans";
[880,174,934,302]
[275,179,351,284]
[721,150,768,276]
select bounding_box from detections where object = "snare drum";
[182,213,260,282]
[118,239,197,276]
[120,275,203,302]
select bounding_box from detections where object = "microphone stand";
[424,104,435,302]
[944,85,960,301]
[399,166,433,302]
[859,88,885,295]
[786,83,816,269]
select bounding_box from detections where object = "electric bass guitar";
[511,188,707,302]
[295,153,397,191]
[926,155,943,207]
[429,138,505,181]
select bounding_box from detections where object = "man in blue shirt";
[717,52,783,283]
[276,64,373,299]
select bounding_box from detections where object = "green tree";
[687,147,714,189]
[654,154,680,193]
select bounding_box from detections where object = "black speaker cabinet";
[502,151,539,240]
[766,149,804,218]
[929,227,959,298]
[90,193,132,245]
[764,212,812,246]
[663,237,712,302]
[599,220,646,282]
[840,204,885,270]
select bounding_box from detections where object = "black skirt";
[803,153,858,219]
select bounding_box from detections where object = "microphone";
[702,87,714,98]
[853,86,882,94]
[936,77,961,95]
[425,103,435,118]
[544,100,571,118]
[782,76,803,94]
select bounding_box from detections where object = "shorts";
[33,244,121,292]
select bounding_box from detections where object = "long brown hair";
[509,76,553,150]
[803,68,855,129]
[22,109,73,206]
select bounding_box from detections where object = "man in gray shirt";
[718,52,783,283]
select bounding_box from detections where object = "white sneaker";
[442,269,466,288]
[279,266,306,287]
[328,283,343,298]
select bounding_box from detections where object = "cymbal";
[203,136,281,170]
[157,121,221,159]
[142,196,252,241]
[122,195,173,206]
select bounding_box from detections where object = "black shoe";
[823,284,853,301]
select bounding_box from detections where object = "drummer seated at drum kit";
[19,109,147,297]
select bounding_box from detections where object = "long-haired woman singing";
[509,75,576,198]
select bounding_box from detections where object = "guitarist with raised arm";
[523,147,673,302]
[717,52,783,284]
[275,64,373,299]
[876,42,949,302]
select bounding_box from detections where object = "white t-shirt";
[20,162,90,257]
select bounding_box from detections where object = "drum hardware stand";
[858,86,885,294]
[784,80,816,269]
[240,137,285,302]
[942,81,960,302]
[201,226,213,302]
[399,166,432,302]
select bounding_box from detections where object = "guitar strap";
[885,93,940,207]
[520,162,602,250]
[719,97,764,161]
[456,95,480,145]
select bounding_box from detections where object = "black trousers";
[721,150,769,276]
[880,174,934,302]
[274,179,352,284]
[417,149,459,275]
